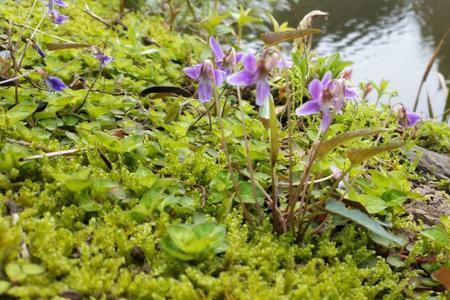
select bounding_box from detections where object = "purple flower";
[94,52,114,67]
[295,71,358,132]
[330,165,348,190]
[45,76,67,91]
[227,49,287,106]
[49,9,69,25]
[31,40,45,58]
[184,59,226,103]
[48,0,68,9]
[398,106,421,127]
[209,37,243,75]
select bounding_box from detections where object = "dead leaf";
[433,267,450,290]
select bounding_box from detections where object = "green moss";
[1,0,449,298]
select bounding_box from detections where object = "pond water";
[274,0,450,119]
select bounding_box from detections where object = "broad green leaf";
[325,199,406,246]
[346,141,405,166]
[22,264,45,275]
[0,281,10,294]
[5,263,25,281]
[160,238,195,261]
[316,128,385,158]
[421,225,449,247]
[79,190,101,212]
[239,181,264,204]
[53,167,91,192]
[166,224,197,253]
[360,194,388,214]
[386,255,406,268]
[381,189,408,206]
[6,100,38,126]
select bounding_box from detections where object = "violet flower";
[30,39,45,58]
[45,76,67,91]
[330,165,349,190]
[209,37,243,75]
[94,52,114,67]
[227,49,287,106]
[398,106,421,127]
[49,9,69,25]
[48,0,68,9]
[184,59,226,103]
[295,71,358,132]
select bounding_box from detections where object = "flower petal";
[255,77,270,106]
[322,71,332,87]
[54,0,68,7]
[227,70,257,86]
[277,55,292,69]
[50,9,69,25]
[320,109,332,133]
[210,37,225,63]
[45,76,67,91]
[333,97,345,113]
[242,53,257,72]
[295,100,321,116]
[214,70,226,87]
[184,64,202,81]
[406,111,421,127]
[235,52,244,63]
[308,79,323,101]
[344,86,358,99]
[198,78,213,103]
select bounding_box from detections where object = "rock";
[405,182,450,226]
[406,146,450,179]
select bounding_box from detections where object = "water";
[274,0,450,118]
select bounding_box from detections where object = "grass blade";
[413,24,450,112]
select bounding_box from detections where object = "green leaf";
[360,194,388,214]
[0,281,10,294]
[316,128,386,158]
[325,199,406,246]
[160,238,195,261]
[381,189,408,206]
[347,141,405,166]
[386,255,406,268]
[421,225,449,247]
[6,100,38,126]
[22,263,45,275]
[5,263,25,282]
[79,189,101,212]
[53,167,91,192]
[162,222,227,260]
[166,224,197,253]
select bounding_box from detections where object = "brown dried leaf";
[433,267,450,290]
[299,10,329,30]
[260,28,321,46]
[47,43,92,51]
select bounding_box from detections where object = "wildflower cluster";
[184,37,288,105]
[295,71,358,133]
[32,1,113,92]
[47,0,69,25]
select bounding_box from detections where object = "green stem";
[212,85,248,220]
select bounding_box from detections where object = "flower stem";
[212,87,249,220]
[236,87,263,222]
